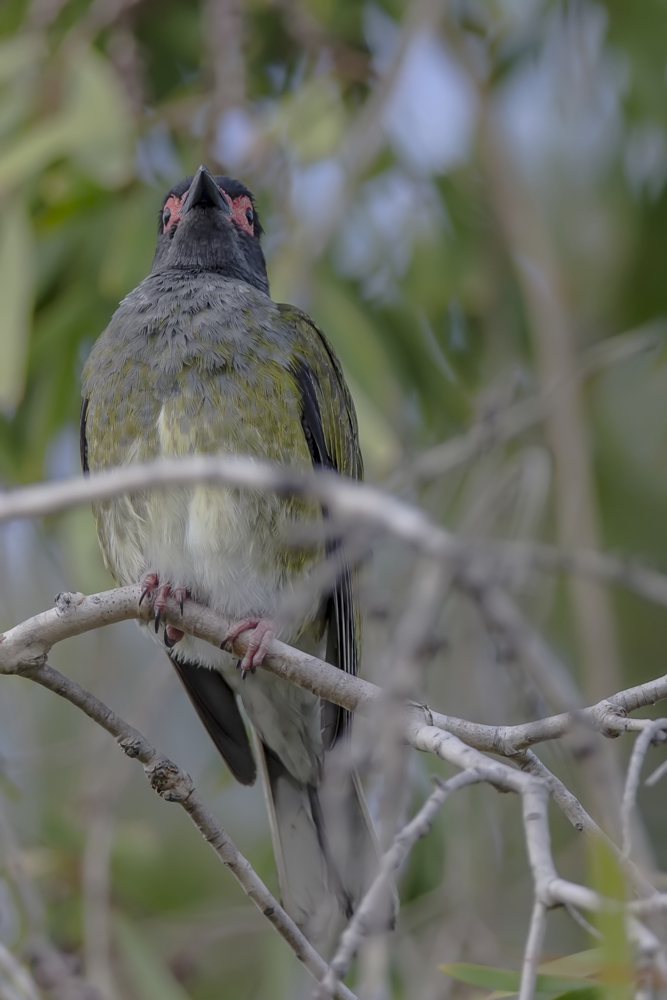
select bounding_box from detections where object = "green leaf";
[482,953,604,1000]
[347,374,402,478]
[551,991,602,1000]
[311,279,404,422]
[114,915,192,1000]
[0,34,43,143]
[274,77,347,161]
[439,962,594,995]
[63,48,133,187]
[0,196,32,411]
[0,118,74,191]
[98,187,159,298]
[0,34,44,85]
[0,760,21,800]
[0,47,132,191]
[537,951,602,979]
[587,837,632,1000]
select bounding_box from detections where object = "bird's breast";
[86,279,320,625]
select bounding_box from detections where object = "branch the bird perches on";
[4,458,667,998]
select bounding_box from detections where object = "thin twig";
[81,669,170,999]
[376,556,448,846]
[4,586,667,990]
[5,457,666,737]
[621,718,667,858]
[15,658,357,1000]
[626,915,667,991]
[563,902,603,940]
[0,942,41,1000]
[517,900,548,1000]
[5,586,667,759]
[516,751,655,897]
[0,803,101,999]
[480,84,621,705]
[386,323,664,491]
[1,583,658,909]
[316,768,494,999]
[0,456,607,722]
[452,538,667,612]
[644,756,667,787]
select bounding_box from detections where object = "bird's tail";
[255,737,396,953]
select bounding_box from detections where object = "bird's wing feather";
[80,398,89,474]
[280,304,362,482]
[280,305,363,745]
[170,657,257,785]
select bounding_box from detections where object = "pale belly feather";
[95,407,327,785]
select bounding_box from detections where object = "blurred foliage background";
[2,0,667,997]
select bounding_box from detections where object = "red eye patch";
[161,187,254,236]
[162,193,185,232]
[231,194,255,236]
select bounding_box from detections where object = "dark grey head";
[151,165,269,295]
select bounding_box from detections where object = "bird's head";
[151,165,269,295]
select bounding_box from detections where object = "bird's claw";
[139,572,159,606]
[174,587,186,615]
[153,583,172,633]
[223,617,276,679]
[138,574,187,647]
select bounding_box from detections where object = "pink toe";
[239,619,275,673]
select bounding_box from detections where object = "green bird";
[81,164,387,946]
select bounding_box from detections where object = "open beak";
[180,165,231,215]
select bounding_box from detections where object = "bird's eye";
[162,207,172,229]
[245,207,254,225]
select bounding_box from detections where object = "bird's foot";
[139,572,160,606]
[138,573,187,647]
[164,625,185,648]
[223,617,276,678]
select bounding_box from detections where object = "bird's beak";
[181,165,231,215]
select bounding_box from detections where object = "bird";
[80,164,390,948]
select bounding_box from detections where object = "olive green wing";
[279,304,363,746]
[280,303,363,484]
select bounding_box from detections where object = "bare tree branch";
[480,89,621,705]
[317,768,496,999]
[3,456,665,722]
[1,651,357,1000]
[0,942,40,1000]
[0,801,102,1000]
[386,322,664,492]
[452,538,667,612]
[6,461,667,988]
[626,917,667,993]
[6,581,667,991]
[205,0,245,116]
[621,719,667,859]
[5,584,667,760]
[0,584,664,794]
[517,900,548,1000]
[0,455,617,721]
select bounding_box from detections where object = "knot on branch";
[590,700,626,738]
[537,877,561,909]
[27,942,103,1000]
[145,756,194,803]
[54,591,85,617]
[418,702,434,727]
[492,725,523,757]
[119,734,148,759]
[0,649,48,675]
